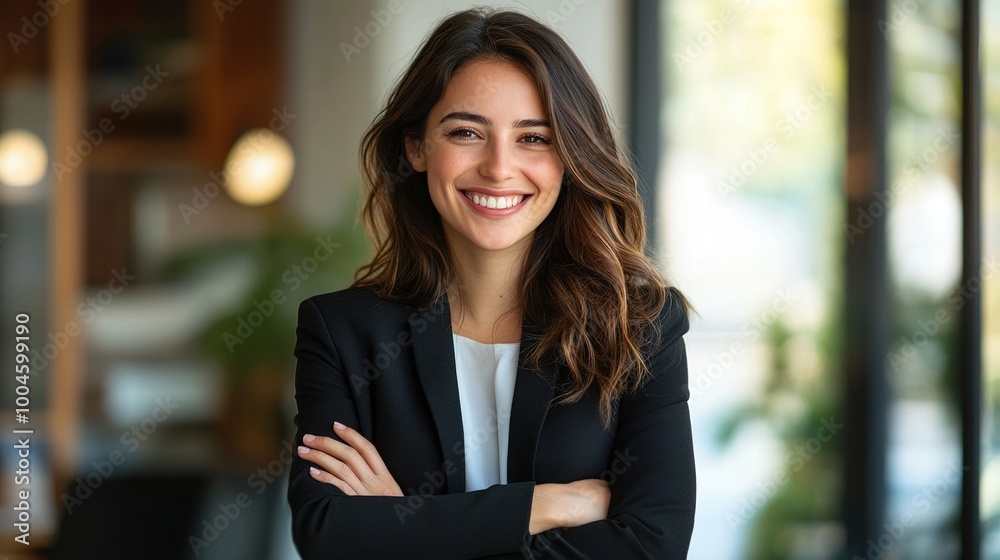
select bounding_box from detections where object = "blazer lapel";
[506,322,556,483]
[410,291,558,491]
[409,291,467,493]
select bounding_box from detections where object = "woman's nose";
[478,140,516,183]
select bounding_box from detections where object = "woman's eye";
[520,133,551,145]
[447,128,479,140]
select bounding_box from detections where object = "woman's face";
[405,59,564,255]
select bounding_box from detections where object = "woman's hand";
[529,479,611,534]
[297,421,403,497]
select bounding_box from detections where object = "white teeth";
[464,192,524,209]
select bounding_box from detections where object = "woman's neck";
[446,237,528,344]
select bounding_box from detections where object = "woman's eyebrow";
[513,117,551,128]
[439,111,550,129]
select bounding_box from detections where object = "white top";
[452,333,519,491]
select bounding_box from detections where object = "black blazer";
[288,285,695,559]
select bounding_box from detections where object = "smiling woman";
[406,60,564,265]
[288,7,695,560]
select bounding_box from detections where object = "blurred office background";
[0,0,996,558]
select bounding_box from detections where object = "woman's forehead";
[432,60,548,123]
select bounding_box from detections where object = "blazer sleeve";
[505,292,696,560]
[288,298,538,560]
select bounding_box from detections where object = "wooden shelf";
[87,138,200,171]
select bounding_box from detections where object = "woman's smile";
[459,189,533,216]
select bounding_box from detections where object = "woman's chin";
[453,237,523,254]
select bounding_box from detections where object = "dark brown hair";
[353,7,687,427]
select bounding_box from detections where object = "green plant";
[158,211,371,381]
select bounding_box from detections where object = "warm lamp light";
[0,129,48,187]
[223,128,295,206]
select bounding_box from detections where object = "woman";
[289,8,694,559]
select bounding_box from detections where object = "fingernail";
[333,421,346,431]
[310,467,320,476]
[303,434,315,443]
[298,446,310,454]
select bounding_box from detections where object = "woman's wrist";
[529,483,563,534]
[529,479,611,535]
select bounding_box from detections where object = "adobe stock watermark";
[690,287,799,399]
[673,0,751,70]
[718,84,832,199]
[948,255,998,311]
[0,232,8,244]
[878,0,930,38]
[51,65,170,182]
[188,440,296,556]
[853,461,968,559]
[598,448,638,486]
[542,0,589,28]
[26,268,135,373]
[349,297,448,393]
[340,0,404,64]
[887,254,998,372]
[393,459,455,525]
[7,0,71,54]
[178,106,296,224]
[395,444,637,529]
[727,416,843,530]
[212,0,243,21]
[393,401,638,522]
[844,126,960,244]
[221,234,340,353]
[395,407,511,523]
[522,527,565,559]
[385,153,418,192]
[61,396,180,514]
[394,394,638,525]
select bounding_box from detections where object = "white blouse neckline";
[453,333,520,347]
[451,333,519,491]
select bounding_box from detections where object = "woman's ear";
[404,136,427,172]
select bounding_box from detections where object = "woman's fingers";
[330,423,403,496]
[333,422,392,477]
[300,432,374,482]
[297,425,403,497]
[297,443,365,493]
[307,465,358,495]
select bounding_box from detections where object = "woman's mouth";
[460,190,531,209]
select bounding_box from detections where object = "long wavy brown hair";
[352,8,688,428]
